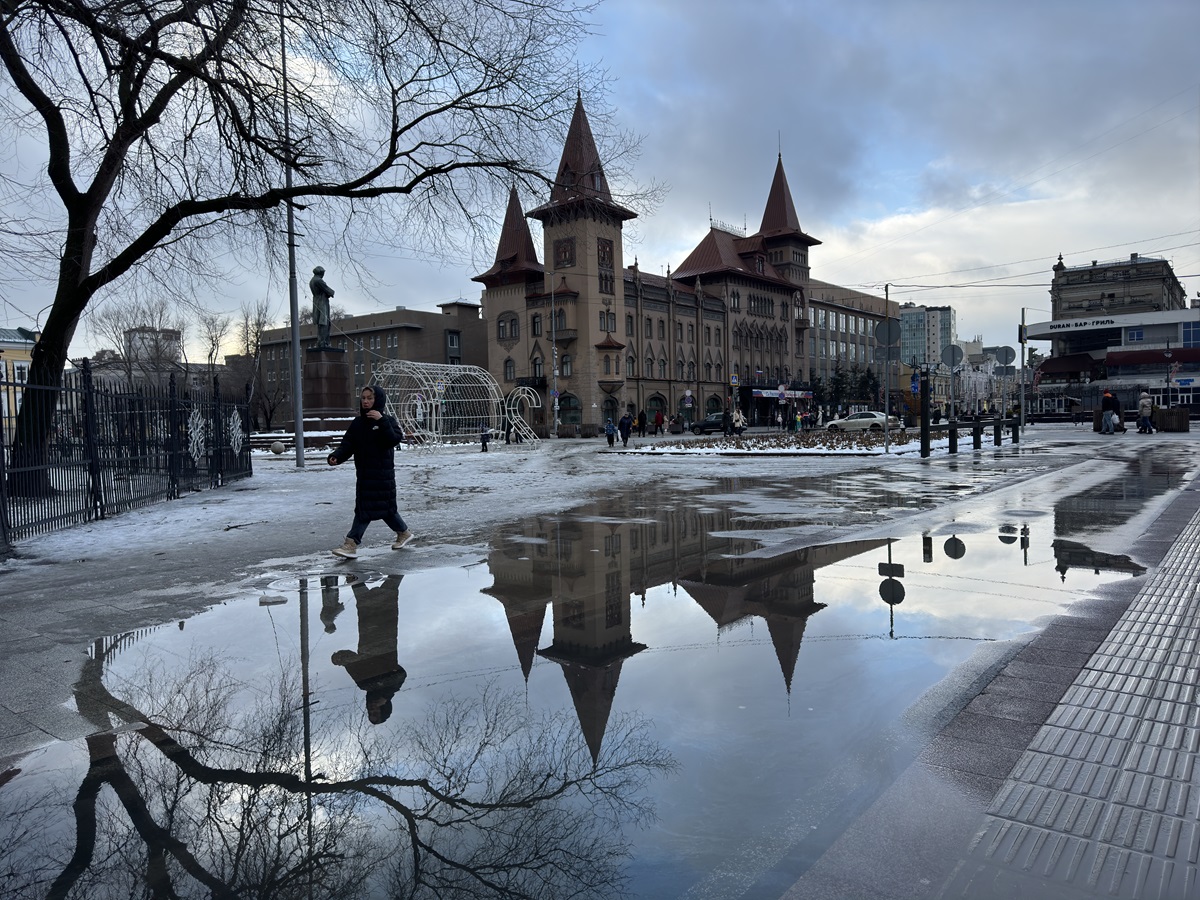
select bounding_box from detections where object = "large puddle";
[1,450,1191,899]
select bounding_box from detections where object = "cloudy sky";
[5,0,1199,359]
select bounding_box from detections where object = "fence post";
[972,420,982,449]
[948,419,958,454]
[80,358,106,520]
[1011,418,1020,444]
[0,395,10,551]
[992,418,1002,446]
[211,375,223,488]
[168,373,179,499]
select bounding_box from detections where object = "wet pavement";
[2,428,1200,898]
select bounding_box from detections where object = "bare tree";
[1,0,646,493]
[197,312,233,379]
[86,297,187,390]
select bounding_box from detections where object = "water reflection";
[0,574,675,900]
[1053,449,1190,537]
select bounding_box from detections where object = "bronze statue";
[310,265,335,348]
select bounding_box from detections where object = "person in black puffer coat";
[328,385,413,558]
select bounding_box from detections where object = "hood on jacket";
[1141,392,1151,399]
[361,384,389,416]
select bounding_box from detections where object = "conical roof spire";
[759,153,803,237]
[472,185,543,284]
[550,93,612,205]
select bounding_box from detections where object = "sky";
[4,0,1199,359]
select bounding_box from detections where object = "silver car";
[825,411,902,432]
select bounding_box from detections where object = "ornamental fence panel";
[0,360,251,550]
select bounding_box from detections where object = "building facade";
[0,327,38,442]
[473,96,896,434]
[1028,253,1198,411]
[899,303,957,368]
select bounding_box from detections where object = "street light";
[1164,340,1173,408]
[549,269,559,436]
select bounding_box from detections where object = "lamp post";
[1164,340,1173,408]
[281,0,304,467]
[549,270,559,436]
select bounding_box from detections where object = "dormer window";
[756,256,765,274]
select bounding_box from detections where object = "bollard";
[1011,418,1019,444]
[972,421,982,449]
[993,418,1002,446]
[948,420,958,454]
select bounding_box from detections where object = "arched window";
[676,359,684,380]
[627,355,635,376]
[559,393,581,425]
[556,308,566,331]
[675,322,683,340]
[509,317,519,339]
[658,358,667,379]
[705,362,712,380]
[645,316,652,337]
[532,314,542,337]
[497,319,507,340]
[687,323,694,342]
[645,356,654,377]
[504,358,515,381]
[603,355,611,375]
[533,356,544,377]
[716,363,723,382]
[626,314,634,336]
[561,354,572,377]
[687,361,695,381]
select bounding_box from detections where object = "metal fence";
[0,359,252,549]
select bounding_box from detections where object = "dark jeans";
[348,510,407,543]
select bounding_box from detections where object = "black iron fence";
[1,359,252,549]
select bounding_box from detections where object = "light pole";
[1164,340,1173,408]
[549,270,559,435]
[281,0,304,467]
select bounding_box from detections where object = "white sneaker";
[392,531,414,549]
[332,538,358,559]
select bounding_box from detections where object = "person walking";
[721,407,733,437]
[732,408,746,435]
[654,409,664,435]
[618,412,633,447]
[479,420,490,452]
[1100,391,1117,435]
[1113,394,1127,433]
[329,385,413,558]
[604,418,617,447]
[1137,392,1155,433]
[638,409,648,438]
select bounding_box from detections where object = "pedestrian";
[618,411,633,447]
[776,411,783,431]
[1113,394,1126,433]
[1100,391,1116,434]
[654,409,664,435]
[721,407,733,437]
[638,409,648,437]
[604,417,616,447]
[480,421,489,452]
[328,385,413,558]
[331,575,406,724]
[1137,392,1155,433]
[732,408,746,435]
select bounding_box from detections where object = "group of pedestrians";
[1100,391,1158,435]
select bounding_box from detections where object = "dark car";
[690,412,743,436]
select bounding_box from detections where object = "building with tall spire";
[474,97,898,435]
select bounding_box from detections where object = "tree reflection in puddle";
[1,574,675,900]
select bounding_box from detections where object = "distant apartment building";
[0,326,38,441]
[899,303,957,368]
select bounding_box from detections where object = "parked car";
[690,412,743,435]
[825,411,902,432]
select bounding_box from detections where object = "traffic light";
[1018,324,1027,345]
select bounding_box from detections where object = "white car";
[826,411,902,432]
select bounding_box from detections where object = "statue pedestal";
[302,347,352,421]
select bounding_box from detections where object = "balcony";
[515,376,547,389]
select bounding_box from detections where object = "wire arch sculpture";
[372,361,539,447]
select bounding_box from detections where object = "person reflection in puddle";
[331,574,406,724]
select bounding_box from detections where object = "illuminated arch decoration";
[373,361,539,447]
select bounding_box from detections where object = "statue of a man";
[310,266,335,348]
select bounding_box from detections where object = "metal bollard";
[948,421,958,454]
[972,421,982,449]
[1011,419,1020,444]
[993,419,1002,446]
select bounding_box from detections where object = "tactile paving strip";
[939,508,1200,899]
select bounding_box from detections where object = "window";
[627,355,635,376]
[658,319,665,340]
[687,323,694,342]
[561,354,572,377]
[659,358,667,379]
[715,327,721,343]
[645,356,653,376]
[556,308,566,332]
[448,332,460,350]
[532,314,542,336]
[603,355,611,375]
[687,361,695,381]
[608,312,617,331]
[533,357,543,377]
[1127,328,1143,342]
[705,362,712,380]
[504,358,515,380]
[626,314,634,336]
[600,311,607,331]
[509,318,518,339]
[1184,322,1200,348]
[14,363,28,383]
[676,322,683,341]
[705,326,711,344]
[716,363,723,382]
[676,359,684,379]
[645,317,652,337]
